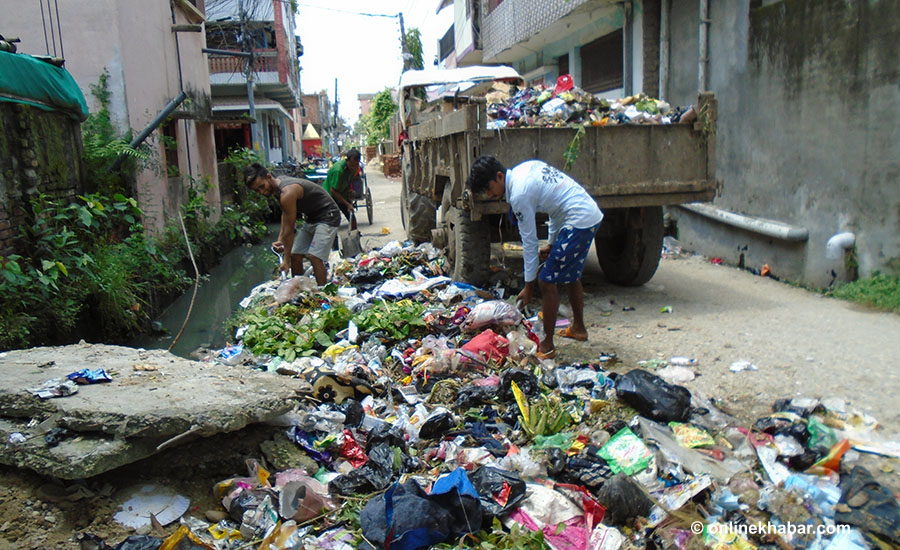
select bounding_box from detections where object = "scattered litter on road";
[53,239,898,550]
[730,359,759,372]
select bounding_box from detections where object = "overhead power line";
[296,3,397,18]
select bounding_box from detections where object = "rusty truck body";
[398,66,718,287]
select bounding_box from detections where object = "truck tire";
[594,206,664,286]
[449,207,490,286]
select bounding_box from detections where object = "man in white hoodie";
[465,155,603,359]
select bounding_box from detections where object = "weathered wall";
[6,0,221,234]
[0,103,85,256]
[666,0,900,285]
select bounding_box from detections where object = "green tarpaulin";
[0,50,88,121]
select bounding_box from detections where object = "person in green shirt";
[322,148,361,230]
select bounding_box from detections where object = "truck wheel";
[448,207,490,286]
[594,206,664,286]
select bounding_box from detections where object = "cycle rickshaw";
[303,161,373,224]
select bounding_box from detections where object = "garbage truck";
[398,66,718,287]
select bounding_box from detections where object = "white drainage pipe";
[826,232,856,260]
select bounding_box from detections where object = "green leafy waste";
[352,299,427,340]
[240,298,429,361]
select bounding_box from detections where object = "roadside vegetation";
[0,74,272,350]
[828,272,900,314]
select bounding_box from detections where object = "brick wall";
[0,103,85,256]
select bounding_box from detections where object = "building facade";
[3,0,223,232]
[205,0,301,164]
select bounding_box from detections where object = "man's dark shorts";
[538,223,601,284]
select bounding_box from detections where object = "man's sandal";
[536,348,557,360]
[557,327,588,341]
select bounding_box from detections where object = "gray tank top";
[278,177,341,226]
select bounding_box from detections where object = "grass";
[828,273,900,313]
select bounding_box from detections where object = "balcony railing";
[208,49,278,74]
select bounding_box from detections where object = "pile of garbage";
[90,241,900,550]
[484,76,696,130]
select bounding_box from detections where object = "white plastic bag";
[462,300,523,331]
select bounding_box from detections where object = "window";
[161,122,179,177]
[580,29,623,93]
[269,123,282,149]
[439,25,455,61]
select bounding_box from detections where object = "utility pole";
[333,78,342,155]
[240,4,259,152]
[398,12,412,72]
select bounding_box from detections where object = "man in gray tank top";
[244,162,341,284]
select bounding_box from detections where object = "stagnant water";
[132,225,279,358]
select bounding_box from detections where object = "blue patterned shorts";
[538,224,600,284]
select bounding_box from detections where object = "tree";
[363,89,397,146]
[405,28,424,71]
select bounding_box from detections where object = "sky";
[295,1,453,125]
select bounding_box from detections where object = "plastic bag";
[460,329,509,365]
[418,408,456,441]
[462,301,523,331]
[278,475,336,522]
[497,368,538,402]
[328,444,396,496]
[597,427,653,475]
[274,276,318,304]
[595,473,654,526]
[359,476,483,550]
[468,467,527,519]
[615,369,692,422]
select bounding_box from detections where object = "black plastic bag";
[614,369,691,422]
[419,410,455,441]
[341,399,364,428]
[360,477,483,550]
[564,453,613,491]
[454,384,497,410]
[365,423,408,452]
[329,444,396,496]
[595,473,653,526]
[498,369,538,403]
[835,466,900,544]
[468,466,526,519]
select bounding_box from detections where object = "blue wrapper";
[66,368,113,384]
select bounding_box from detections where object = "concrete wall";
[5,0,221,233]
[665,0,900,285]
[0,103,86,256]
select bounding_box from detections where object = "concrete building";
[2,0,222,232]
[358,93,376,120]
[437,0,900,286]
[205,0,301,164]
[301,91,333,157]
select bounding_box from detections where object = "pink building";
[3,0,222,232]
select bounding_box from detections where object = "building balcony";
[208,49,298,108]
[482,0,616,63]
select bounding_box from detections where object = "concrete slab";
[0,343,310,478]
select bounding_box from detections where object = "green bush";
[828,272,900,313]
[0,186,270,350]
